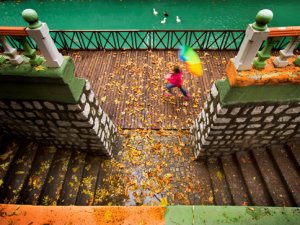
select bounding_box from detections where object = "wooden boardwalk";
[67,50,237,129]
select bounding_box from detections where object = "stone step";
[0,141,38,204]
[58,150,87,205]
[207,159,233,205]
[286,141,300,169]
[18,146,57,204]
[193,160,214,205]
[75,155,102,205]
[251,147,294,206]
[269,145,300,206]
[235,151,273,206]
[0,136,21,187]
[38,148,73,205]
[221,155,251,205]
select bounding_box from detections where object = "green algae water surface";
[1,0,299,30]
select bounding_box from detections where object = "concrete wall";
[191,82,300,159]
[0,80,117,158]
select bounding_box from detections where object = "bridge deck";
[68,50,236,129]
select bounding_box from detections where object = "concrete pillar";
[253,36,280,69]
[22,9,64,68]
[233,9,273,71]
[0,36,23,65]
[273,36,300,67]
[14,36,44,66]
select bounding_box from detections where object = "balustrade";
[233,9,300,71]
[0,9,64,68]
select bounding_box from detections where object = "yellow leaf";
[104,210,112,222]
[0,179,3,186]
[217,170,224,181]
[34,65,45,71]
[208,196,214,203]
[101,96,107,103]
[0,151,12,160]
[160,197,168,206]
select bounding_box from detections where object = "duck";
[176,16,181,23]
[153,8,158,16]
[161,17,167,24]
[163,11,169,17]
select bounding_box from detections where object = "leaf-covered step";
[76,154,102,205]
[207,159,233,205]
[0,137,21,188]
[235,151,273,206]
[268,145,300,206]
[252,148,293,207]
[38,148,72,206]
[18,146,57,205]
[58,150,86,205]
[0,141,38,203]
[221,155,251,206]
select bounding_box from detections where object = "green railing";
[2,30,299,51]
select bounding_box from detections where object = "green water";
[1,0,299,30]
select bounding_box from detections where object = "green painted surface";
[0,56,85,103]
[165,206,300,225]
[22,8,42,29]
[295,57,300,67]
[165,206,193,225]
[215,79,300,106]
[252,9,273,31]
[1,0,299,30]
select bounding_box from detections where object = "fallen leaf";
[160,197,168,206]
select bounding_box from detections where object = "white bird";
[153,8,158,16]
[176,16,181,23]
[161,17,167,24]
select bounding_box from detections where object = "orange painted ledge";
[0,204,166,225]
[0,26,28,36]
[226,57,300,87]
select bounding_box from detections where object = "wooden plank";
[206,159,233,205]
[221,155,251,205]
[58,150,86,205]
[235,151,273,206]
[76,154,102,205]
[269,145,300,206]
[252,148,294,206]
[0,141,38,204]
[38,148,72,205]
[18,146,57,205]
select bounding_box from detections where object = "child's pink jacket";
[167,72,184,87]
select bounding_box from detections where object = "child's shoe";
[183,94,191,101]
[164,93,172,98]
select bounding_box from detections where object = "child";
[164,66,190,100]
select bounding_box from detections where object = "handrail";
[269,26,300,37]
[0,26,28,36]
